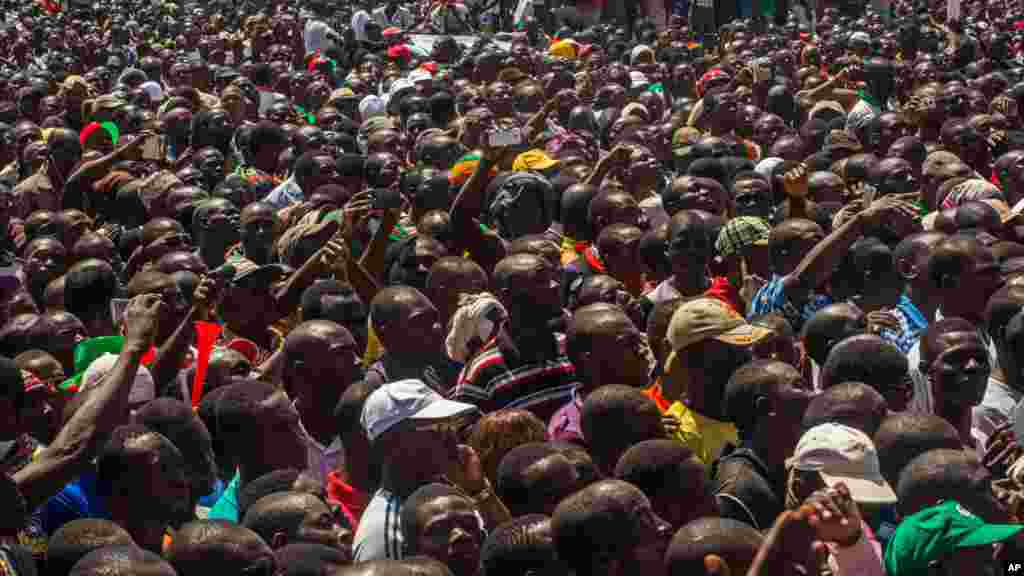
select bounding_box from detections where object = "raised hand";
[123,293,166,349]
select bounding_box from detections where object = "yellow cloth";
[560,236,583,266]
[666,401,738,466]
[363,318,384,366]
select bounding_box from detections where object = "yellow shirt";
[666,401,738,466]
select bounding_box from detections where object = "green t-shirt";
[207,472,240,523]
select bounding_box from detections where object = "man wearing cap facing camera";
[353,379,509,563]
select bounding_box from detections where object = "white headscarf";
[445,292,507,363]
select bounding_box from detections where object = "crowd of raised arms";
[10,0,1024,574]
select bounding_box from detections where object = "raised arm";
[13,294,163,509]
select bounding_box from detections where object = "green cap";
[100,121,119,146]
[884,501,1024,576]
[60,336,125,393]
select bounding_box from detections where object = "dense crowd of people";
[8,0,1024,574]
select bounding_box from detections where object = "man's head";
[400,483,483,576]
[239,202,278,265]
[166,520,275,576]
[46,519,135,576]
[96,424,191,533]
[581,385,665,476]
[820,335,911,412]
[566,304,649,391]
[215,381,308,473]
[896,449,1006,521]
[769,219,825,276]
[801,382,889,437]
[665,211,714,290]
[801,303,868,367]
[785,423,898,509]
[242,491,351,552]
[283,320,359,422]
[614,440,718,530]
[551,479,672,576]
[69,545,176,576]
[884,500,1023,576]
[370,286,443,361]
[492,253,562,325]
[480,515,562,576]
[362,379,477,488]
[664,298,771,420]
[927,235,1000,323]
[664,518,763,576]
[495,443,581,517]
[134,398,217,513]
[920,318,991,413]
[724,359,816,461]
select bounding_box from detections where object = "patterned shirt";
[747,274,832,331]
[878,294,929,354]
[450,335,576,422]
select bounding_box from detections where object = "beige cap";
[667,297,772,352]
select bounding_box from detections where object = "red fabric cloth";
[191,321,223,407]
[326,472,370,530]
[705,276,741,313]
[583,245,606,274]
[644,382,671,413]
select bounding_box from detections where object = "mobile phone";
[488,127,523,148]
[110,298,131,327]
[140,134,162,161]
[372,187,404,210]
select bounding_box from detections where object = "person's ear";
[754,393,773,418]
[703,554,733,576]
[896,255,918,280]
[271,532,287,548]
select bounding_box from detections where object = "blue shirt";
[37,470,109,535]
[747,274,832,330]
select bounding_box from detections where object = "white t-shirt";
[353,488,404,562]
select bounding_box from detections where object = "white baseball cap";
[361,379,477,442]
[787,423,897,504]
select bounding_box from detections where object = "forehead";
[419,495,476,520]
[935,330,985,351]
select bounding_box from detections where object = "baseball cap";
[667,298,772,352]
[884,500,1024,576]
[512,150,560,172]
[362,379,477,442]
[232,260,289,287]
[716,217,771,258]
[787,423,897,504]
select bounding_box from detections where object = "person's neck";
[299,408,337,446]
[379,464,433,500]
[506,316,557,357]
[670,273,710,297]
[748,432,787,479]
[906,285,937,320]
[199,239,229,269]
[937,403,974,447]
